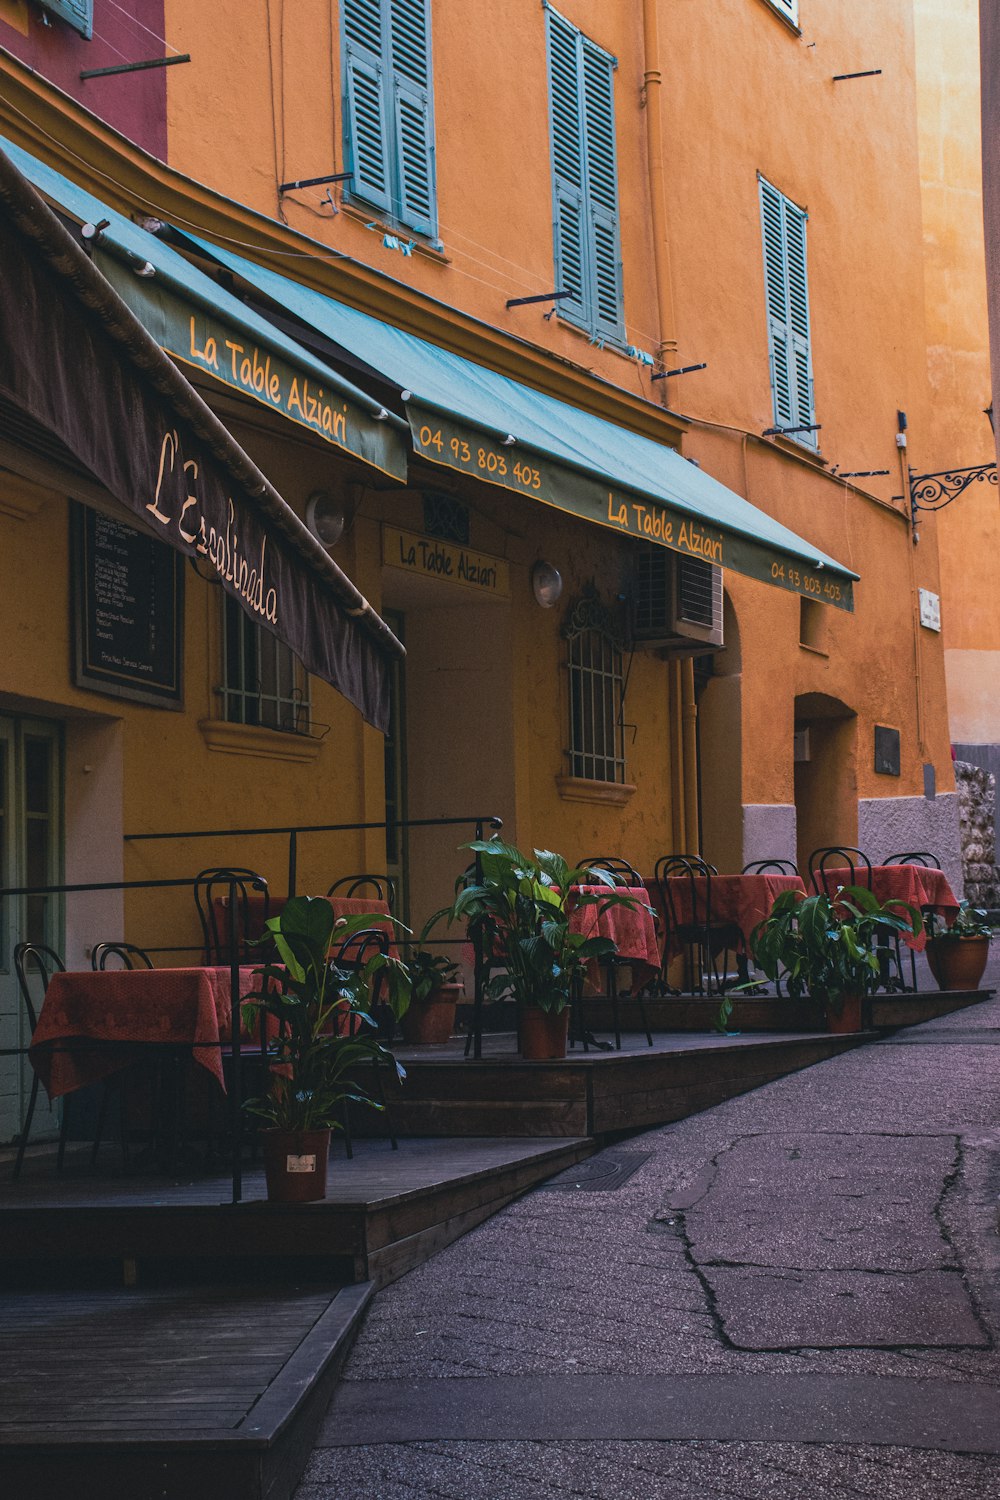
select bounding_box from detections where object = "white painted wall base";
[857,793,963,899]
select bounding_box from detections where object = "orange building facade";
[0,0,964,1135]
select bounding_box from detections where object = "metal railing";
[2,812,504,1205]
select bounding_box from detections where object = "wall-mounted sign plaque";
[71,502,184,708]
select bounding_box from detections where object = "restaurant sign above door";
[382,525,510,597]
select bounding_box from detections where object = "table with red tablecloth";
[812,866,959,951]
[647,873,806,960]
[570,885,662,990]
[211,893,399,960]
[29,965,263,1100]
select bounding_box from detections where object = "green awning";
[0,136,408,483]
[186,237,859,611]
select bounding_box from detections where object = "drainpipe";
[682,658,700,851]
[641,0,677,370]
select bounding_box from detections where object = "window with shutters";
[341,0,438,240]
[759,176,816,447]
[546,7,624,344]
[34,0,93,37]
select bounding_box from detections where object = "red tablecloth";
[812,866,959,951]
[211,894,399,960]
[647,874,807,959]
[570,885,662,989]
[30,965,261,1099]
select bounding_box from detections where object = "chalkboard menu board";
[71,502,184,708]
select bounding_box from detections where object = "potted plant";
[241,896,410,1202]
[925,900,993,992]
[401,948,464,1044]
[748,885,923,1033]
[430,840,649,1060]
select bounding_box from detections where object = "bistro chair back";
[579,856,644,887]
[194,868,270,966]
[742,859,800,877]
[13,942,67,1180]
[576,856,653,1050]
[654,855,737,998]
[808,846,873,895]
[327,874,396,911]
[884,851,943,990]
[91,942,154,971]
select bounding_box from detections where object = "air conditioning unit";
[632,545,724,655]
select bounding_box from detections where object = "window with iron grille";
[220,596,311,735]
[422,492,469,544]
[562,591,626,783]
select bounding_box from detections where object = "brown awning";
[0,145,402,733]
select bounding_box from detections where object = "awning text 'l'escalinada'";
[0,144,401,732]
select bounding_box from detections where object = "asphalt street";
[297,950,1000,1498]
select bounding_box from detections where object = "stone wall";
[955,760,1000,908]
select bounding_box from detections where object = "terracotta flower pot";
[926,936,990,992]
[401,983,463,1044]
[520,1006,569,1060]
[261,1128,331,1202]
[823,991,862,1034]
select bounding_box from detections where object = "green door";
[0,716,64,1146]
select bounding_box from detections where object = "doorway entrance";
[0,715,63,1145]
[793,693,858,877]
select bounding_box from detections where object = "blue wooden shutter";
[389,0,437,237]
[548,12,587,322]
[581,40,623,340]
[547,10,623,341]
[343,0,392,216]
[36,0,92,38]
[760,177,815,442]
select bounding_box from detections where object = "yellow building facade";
[0,0,962,1138]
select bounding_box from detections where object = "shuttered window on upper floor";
[35,0,93,38]
[341,0,438,240]
[546,7,624,344]
[759,176,816,447]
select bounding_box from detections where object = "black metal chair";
[742,859,800,877]
[13,943,127,1178]
[808,846,873,895]
[328,928,399,1155]
[654,855,739,997]
[885,851,943,990]
[326,874,397,911]
[194,868,270,966]
[91,942,154,971]
[576,857,653,1050]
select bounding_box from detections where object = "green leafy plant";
[241,895,411,1132]
[407,948,461,1006]
[428,839,652,1015]
[748,885,923,1009]
[927,899,993,943]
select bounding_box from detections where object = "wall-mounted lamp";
[531,560,563,608]
[306,490,347,548]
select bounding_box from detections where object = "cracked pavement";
[298,961,1000,1498]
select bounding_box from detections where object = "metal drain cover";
[539,1150,655,1193]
